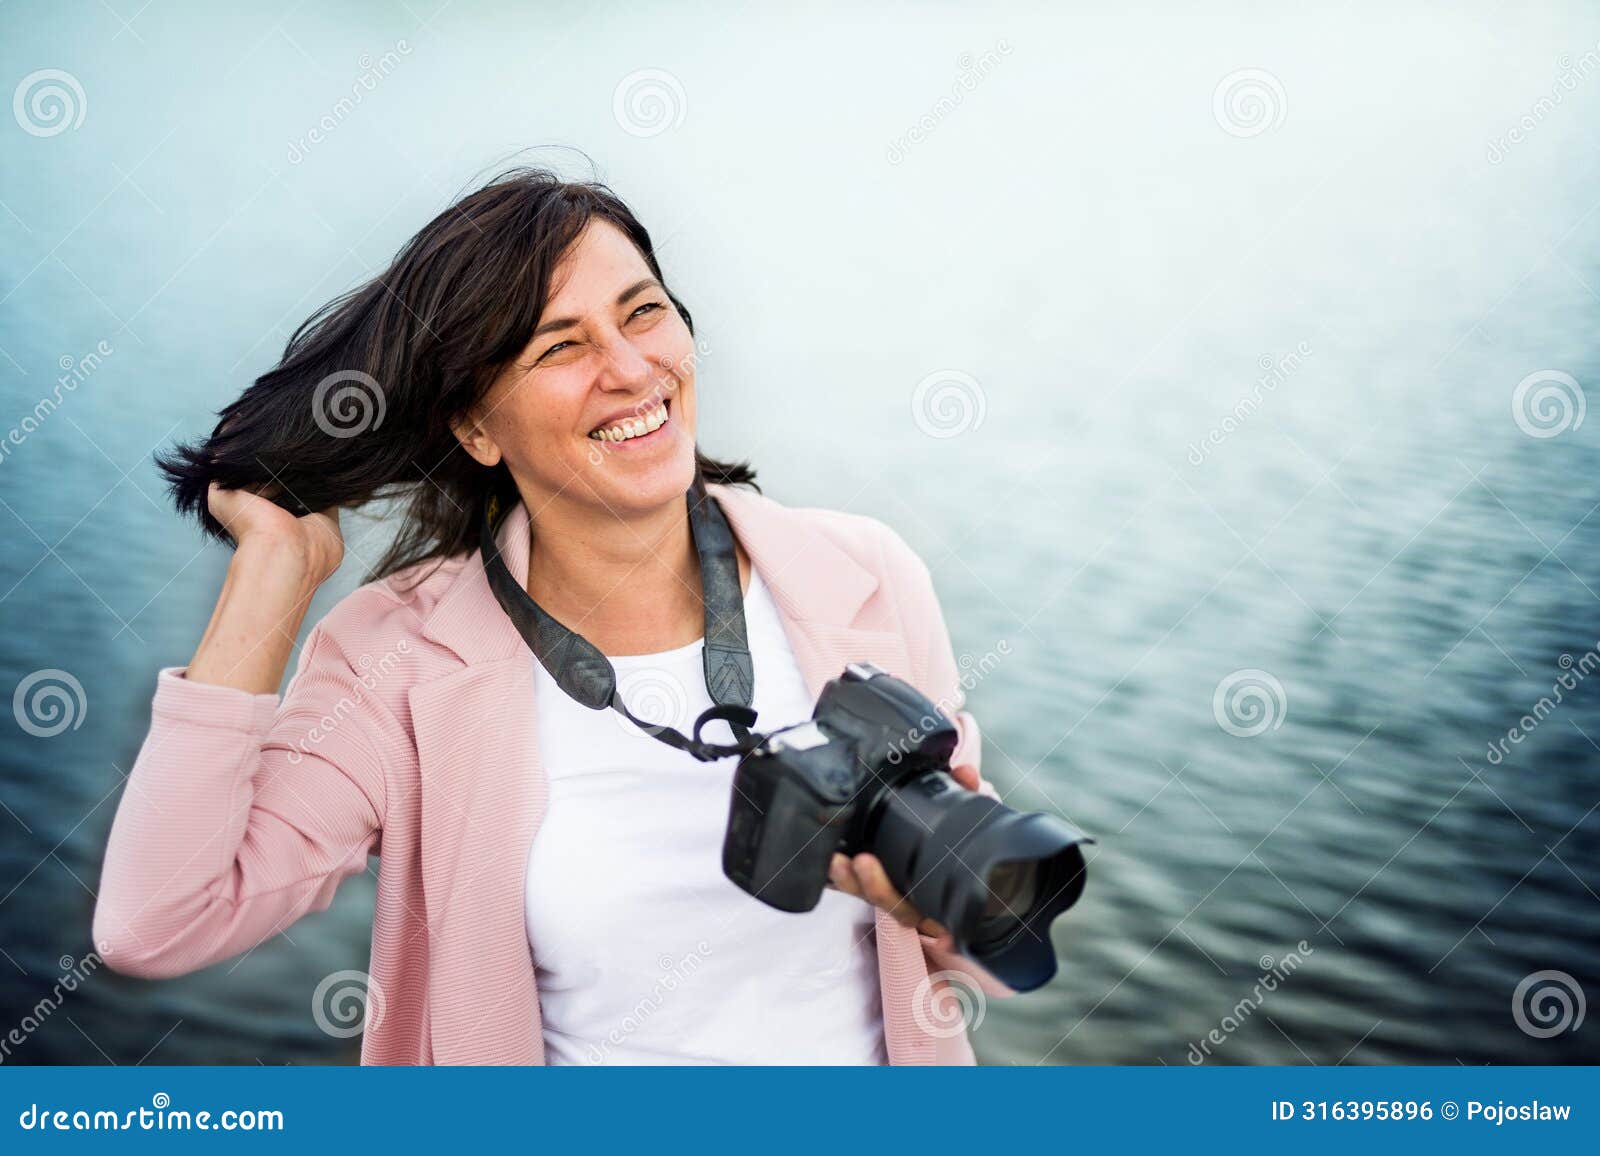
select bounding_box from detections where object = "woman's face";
[453,218,699,517]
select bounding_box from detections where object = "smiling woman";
[154,167,753,586]
[443,215,720,654]
[94,166,1016,1065]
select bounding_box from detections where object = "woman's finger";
[950,763,981,792]
[853,853,921,927]
[206,481,241,532]
[828,852,863,898]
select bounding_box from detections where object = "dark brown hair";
[156,166,756,585]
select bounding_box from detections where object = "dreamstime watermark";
[911,369,986,439]
[1488,44,1600,164]
[886,41,1013,165]
[885,640,1011,765]
[913,970,986,1040]
[1485,643,1599,765]
[584,941,712,1062]
[1511,369,1585,438]
[311,369,386,438]
[613,667,691,739]
[1213,68,1287,138]
[12,69,86,137]
[0,339,112,468]
[286,42,412,164]
[1212,668,1287,738]
[1187,341,1312,466]
[12,668,86,738]
[285,641,411,764]
[0,951,103,1064]
[311,969,385,1039]
[17,1093,285,1132]
[1512,969,1585,1038]
[1187,941,1314,1063]
[584,339,708,467]
[613,68,686,138]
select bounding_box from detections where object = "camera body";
[722,662,957,912]
[721,662,1091,992]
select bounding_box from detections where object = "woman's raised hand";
[206,481,344,589]
[185,483,346,695]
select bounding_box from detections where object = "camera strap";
[480,470,763,762]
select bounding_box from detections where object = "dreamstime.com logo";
[1512,970,1586,1039]
[1,339,113,469]
[913,970,986,1040]
[885,639,1011,765]
[1485,643,1599,766]
[12,68,86,137]
[1187,342,1313,466]
[286,41,412,164]
[1187,942,1315,1063]
[0,951,103,1064]
[1511,370,1585,438]
[886,42,1013,165]
[911,369,987,439]
[311,370,386,438]
[584,342,706,467]
[285,641,411,764]
[613,667,691,739]
[17,1093,284,1132]
[1212,668,1287,738]
[1487,44,1600,164]
[12,668,86,738]
[1212,68,1286,138]
[312,969,386,1039]
[585,942,713,1062]
[613,68,686,138]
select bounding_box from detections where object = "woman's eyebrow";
[615,276,662,305]
[529,278,664,339]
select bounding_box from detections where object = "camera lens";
[984,859,1040,915]
[866,774,1091,991]
[970,860,1041,947]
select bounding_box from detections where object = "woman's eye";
[532,304,662,364]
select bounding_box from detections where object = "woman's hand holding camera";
[826,761,983,941]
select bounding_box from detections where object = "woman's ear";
[450,407,503,468]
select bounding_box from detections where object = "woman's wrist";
[232,533,327,602]
[185,537,324,695]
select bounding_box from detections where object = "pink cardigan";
[93,482,1016,1064]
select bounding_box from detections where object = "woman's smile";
[587,395,675,449]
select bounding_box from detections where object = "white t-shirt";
[524,567,887,1065]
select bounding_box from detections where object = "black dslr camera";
[721,663,1091,992]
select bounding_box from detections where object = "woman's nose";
[595,331,655,391]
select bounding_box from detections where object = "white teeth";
[590,401,668,442]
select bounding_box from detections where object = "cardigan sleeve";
[92,618,410,980]
[879,526,1020,1002]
